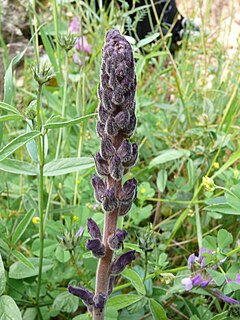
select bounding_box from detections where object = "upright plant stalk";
[36,84,44,316]
[33,63,54,319]
[68,30,138,319]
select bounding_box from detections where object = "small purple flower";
[111,250,136,275]
[108,229,128,250]
[68,284,94,307]
[69,17,81,33]
[182,277,193,291]
[75,36,91,54]
[199,247,213,268]
[72,53,82,65]
[182,274,212,291]
[86,238,105,258]
[188,254,196,270]
[210,289,240,304]
[87,218,102,240]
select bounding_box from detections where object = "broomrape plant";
[68,30,138,319]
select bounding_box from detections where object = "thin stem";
[45,51,68,222]
[36,85,44,320]
[69,250,82,278]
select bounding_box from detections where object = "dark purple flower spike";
[69,30,138,320]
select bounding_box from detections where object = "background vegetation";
[0,1,239,319]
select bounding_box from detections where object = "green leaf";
[53,291,79,313]
[43,157,94,176]
[0,295,22,320]
[44,113,97,129]
[206,269,226,286]
[0,239,9,252]
[0,159,37,175]
[9,258,53,279]
[202,236,217,251]
[122,269,146,295]
[32,239,58,257]
[22,308,38,320]
[205,203,240,215]
[4,47,29,104]
[213,147,240,179]
[225,184,240,210]
[0,254,6,295]
[11,250,35,270]
[149,299,169,320]
[137,32,160,48]
[55,245,71,263]
[12,209,35,244]
[107,294,142,311]
[217,229,233,249]
[0,114,23,122]
[211,311,229,320]
[157,169,167,193]
[0,102,20,114]
[105,307,118,320]
[150,149,190,168]
[0,131,40,162]
[124,243,143,254]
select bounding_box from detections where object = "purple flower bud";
[94,293,107,309]
[192,274,204,286]
[96,121,105,138]
[92,174,106,202]
[188,253,197,270]
[101,137,115,160]
[201,278,212,287]
[98,103,109,124]
[105,116,119,136]
[122,143,138,167]
[86,238,105,258]
[119,201,132,216]
[111,250,136,275]
[94,152,109,176]
[102,187,119,212]
[123,114,136,137]
[109,155,124,181]
[108,229,128,250]
[115,111,130,130]
[117,140,132,162]
[210,289,240,304]
[87,218,102,240]
[121,178,138,203]
[68,284,94,307]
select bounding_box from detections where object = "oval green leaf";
[0,295,22,320]
[149,299,169,320]
[122,269,146,295]
[107,294,142,311]
[9,258,53,279]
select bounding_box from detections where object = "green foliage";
[0,0,240,319]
